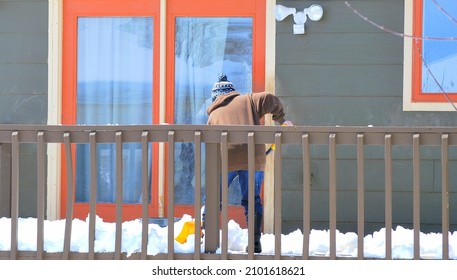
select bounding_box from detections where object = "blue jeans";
[227,170,264,217]
[202,170,264,220]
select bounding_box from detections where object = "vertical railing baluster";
[193,131,202,260]
[329,134,337,260]
[413,134,421,260]
[204,141,220,253]
[36,132,45,260]
[0,142,11,219]
[302,134,310,260]
[357,134,365,260]
[274,132,282,260]
[115,132,123,260]
[167,131,175,259]
[10,131,19,260]
[141,131,149,260]
[88,132,97,260]
[221,132,229,259]
[63,132,73,260]
[384,134,392,260]
[247,132,255,259]
[441,134,449,260]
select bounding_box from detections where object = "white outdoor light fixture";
[275,4,296,21]
[275,4,323,35]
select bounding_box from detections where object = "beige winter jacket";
[207,91,286,171]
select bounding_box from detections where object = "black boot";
[201,205,205,229]
[245,214,263,253]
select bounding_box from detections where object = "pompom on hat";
[211,73,236,101]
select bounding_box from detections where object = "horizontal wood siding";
[276,0,457,233]
[0,0,48,218]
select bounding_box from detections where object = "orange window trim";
[61,0,266,225]
[411,0,457,103]
[61,0,161,222]
[165,0,266,124]
[62,0,161,124]
[163,0,266,225]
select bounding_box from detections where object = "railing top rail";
[0,124,456,145]
[1,124,457,131]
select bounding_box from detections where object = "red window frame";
[165,0,266,227]
[62,0,161,221]
[411,0,457,103]
[61,0,266,226]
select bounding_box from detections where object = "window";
[173,17,253,206]
[404,0,457,111]
[57,0,267,224]
[75,17,153,204]
[62,0,160,221]
[166,0,266,222]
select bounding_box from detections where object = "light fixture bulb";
[293,11,307,25]
[275,4,296,21]
[306,4,324,21]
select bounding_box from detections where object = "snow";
[0,213,456,260]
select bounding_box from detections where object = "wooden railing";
[0,124,456,260]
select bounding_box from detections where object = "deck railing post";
[88,132,97,260]
[220,132,229,259]
[10,132,19,260]
[193,131,202,260]
[167,131,175,259]
[141,131,149,260]
[302,134,311,260]
[356,134,365,260]
[204,142,220,253]
[413,134,421,259]
[441,134,449,260]
[329,134,337,260]
[384,134,392,260]
[62,133,73,260]
[36,132,45,260]
[0,143,11,217]
[115,131,123,260]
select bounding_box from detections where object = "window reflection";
[174,17,253,205]
[76,17,153,203]
[422,0,457,93]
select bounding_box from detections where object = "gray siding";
[0,0,48,217]
[276,0,457,233]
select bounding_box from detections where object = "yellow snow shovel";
[175,221,203,244]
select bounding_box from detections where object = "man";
[206,73,293,253]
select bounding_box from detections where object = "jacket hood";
[206,92,240,115]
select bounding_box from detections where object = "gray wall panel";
[0,33,47,63]
[277,33,403,65]
[0,64,47,95]
[277,0,457,234]
[280,96,457,126]
[0,0,48,219]
[0,94,47,124]
[0,1,48,33]
[275,65,403,97]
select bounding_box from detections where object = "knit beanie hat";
[211,73,236,102]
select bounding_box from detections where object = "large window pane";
[75,17,153,203]
[174,17,253,204]
[422,0,457,93]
